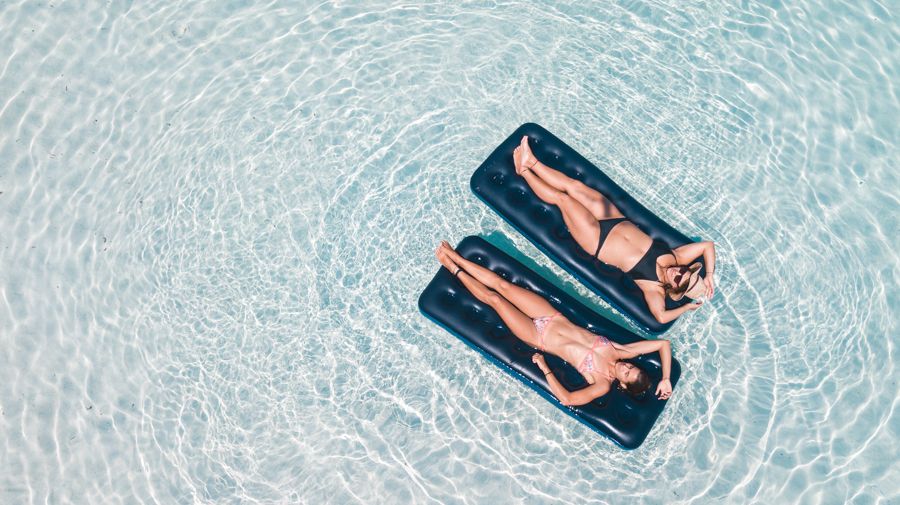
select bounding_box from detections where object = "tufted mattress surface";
[471,123,700,333]
[418,236,680,449]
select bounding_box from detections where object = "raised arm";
[673,240,717,297]
[532,354,611,406]
[613,340,670,374]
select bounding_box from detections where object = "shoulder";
[634,279,666,293]
[584,377,613,397]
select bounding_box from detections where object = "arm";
[612,339,673,400]
[673,241,717,297]
[613,340,671,381]
[532,354,611,406]
[641,283,701,324]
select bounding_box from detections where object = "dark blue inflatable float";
[418,236,680,449]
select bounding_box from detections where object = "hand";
[704,275,715,299]
[656,378,672,400]
[531,353,549,374]
[687,301,703,311]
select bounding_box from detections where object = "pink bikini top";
[577,335,610,374]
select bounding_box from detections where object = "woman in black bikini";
[435,241,673,405]
[513,136,717,325]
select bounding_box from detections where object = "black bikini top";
[627,240,675,282]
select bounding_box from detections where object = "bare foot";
[438,240,465,265]
[515,135,538,175]
[513,146,524,174]
[435,242,460,274]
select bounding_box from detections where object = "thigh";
[568,181,624,220]
[496,280,558,319]
[490,295,542,348]
[556,194,603,255]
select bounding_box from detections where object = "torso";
[598,221,677,284]
[540,317,618,385]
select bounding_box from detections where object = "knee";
[484,292,503,307]
[568,179,589,194]
[496,279,513,293]
[555,192,572,207]
[536,185,565,206]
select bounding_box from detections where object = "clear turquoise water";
[1,0,897,503]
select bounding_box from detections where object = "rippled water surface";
[1,0,898,503]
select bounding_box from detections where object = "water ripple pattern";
[0,0,897,503]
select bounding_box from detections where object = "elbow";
[561,394,590,407]
[661,340,672,355]
[652,310,674,324]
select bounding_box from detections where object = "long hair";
[663,281,688,300]
[620,367,652,398]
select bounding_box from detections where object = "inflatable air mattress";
[471,123,700,333]
[418,236,680,449]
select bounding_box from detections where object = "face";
[616,361,639,384]
[666,266,690,290]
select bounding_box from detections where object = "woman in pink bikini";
[436,241,673,405]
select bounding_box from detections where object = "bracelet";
[544,371,552,376]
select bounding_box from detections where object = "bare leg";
[515,136,624,220]
[511,158,605,255]
[435,246,542,348]
[438,241,557,318]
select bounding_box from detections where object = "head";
[664,262,705,301]
[615,361,651,397]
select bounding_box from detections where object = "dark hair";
[619,367,652,398]
[664,281,688,300]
